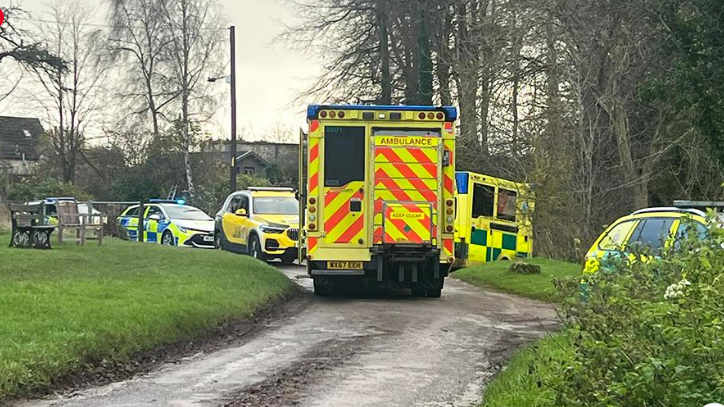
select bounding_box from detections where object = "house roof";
[0,116,44,161]
[237,150,270,167]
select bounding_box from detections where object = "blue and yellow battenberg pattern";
[117,205,214,248]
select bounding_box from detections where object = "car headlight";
[260,225,285,234]
[178,227,188,233]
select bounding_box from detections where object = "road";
[14,265,558,407]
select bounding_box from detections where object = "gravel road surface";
[14,264,557,407]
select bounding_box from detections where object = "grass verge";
[452,259,579,407]
[0,236,295,401]
[453,258,580,302]
[481,333,571,407]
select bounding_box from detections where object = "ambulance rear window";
[324,126,365,187]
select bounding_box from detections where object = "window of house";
[497,189,517,222]
[324,126,365,187]
[629,218,675,252]
[471,183,495,219]
[244,167,255,175]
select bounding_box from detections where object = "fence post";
[137,201,144,243]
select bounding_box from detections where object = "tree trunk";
[376,0,392,104]
[417,7,433,106]
[435,4,453,106]
[454,2,479,156]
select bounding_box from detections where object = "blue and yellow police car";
[117,200,215,248]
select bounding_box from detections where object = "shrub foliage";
[553,218,724,406]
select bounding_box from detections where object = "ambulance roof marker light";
[177,200,186,205]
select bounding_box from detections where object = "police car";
[215,188,299,263]
[118,200,215,248]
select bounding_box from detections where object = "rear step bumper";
[308,244,448,285]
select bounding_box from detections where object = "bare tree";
[32,1,109,183]
[108,0,178,138]
[159,0,224,199]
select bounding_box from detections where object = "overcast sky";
[3,0,319,142]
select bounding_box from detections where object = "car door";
[144,205,164,243]
[222,195,251,245]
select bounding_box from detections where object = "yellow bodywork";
[220,190,298,257]
[301,107,456,265]
[453,172,534,269]
[583,210,707,275]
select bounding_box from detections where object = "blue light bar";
[307,105,458,121]
[455,172,469,194]
[148,199,182,204]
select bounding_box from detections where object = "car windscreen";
[162,205,212,221]
[253,197,299,215]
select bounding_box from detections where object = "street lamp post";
[229,25,237,192]
[209,26,238,193]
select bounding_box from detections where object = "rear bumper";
[308,244,449,285]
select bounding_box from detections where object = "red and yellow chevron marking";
[308,138,320,195]
[378,203,432,244]
[323,182,365,244]
[443,139,455,198]
[307,236,318,256]
[375,147,438,179]
[443,238,454,258]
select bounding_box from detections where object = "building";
[207,140,299,182]
[0,116,44,177]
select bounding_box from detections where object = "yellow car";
[215,188,299,263]
[584,207,708,275]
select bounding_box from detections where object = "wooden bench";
[57,200,104,246]
[9,203,55,249]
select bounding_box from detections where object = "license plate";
[203,235,214,242]
[327,261,363,270]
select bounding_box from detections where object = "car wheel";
[248,234,266,261]
[214,232,222,250]
[162,231,175,246]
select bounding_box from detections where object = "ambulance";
[452,172,534,269]
[298,105,457,297]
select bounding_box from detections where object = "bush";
[553,218,724,406]
[7,178,93,202]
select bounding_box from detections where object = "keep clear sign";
[390,212,425,220]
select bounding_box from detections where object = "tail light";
[309,206,316,213]
[436,112,444,120]
[418,112,426,120]
[427,112,435,119]
[309,223,316,231]
[448,257,455,263]
[329,111,337,119]
[338,111,345,118]
[320,111,327,118]
[309,197,316,205]
[446,225,454,232]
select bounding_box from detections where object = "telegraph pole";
[230,25,238,192]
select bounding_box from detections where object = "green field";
[453,258,580,302]
[0,236,295,400]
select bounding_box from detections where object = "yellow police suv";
[118,200,215,248]
[583,205,709,275]
[215,187,299,263]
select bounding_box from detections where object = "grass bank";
[453,259,579,407]
[0,236,295,400]
[453,258,580,302]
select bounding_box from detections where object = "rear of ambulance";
[301,105,457,297]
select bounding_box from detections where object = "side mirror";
[149,214,162,222]
[235,208,248,217]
